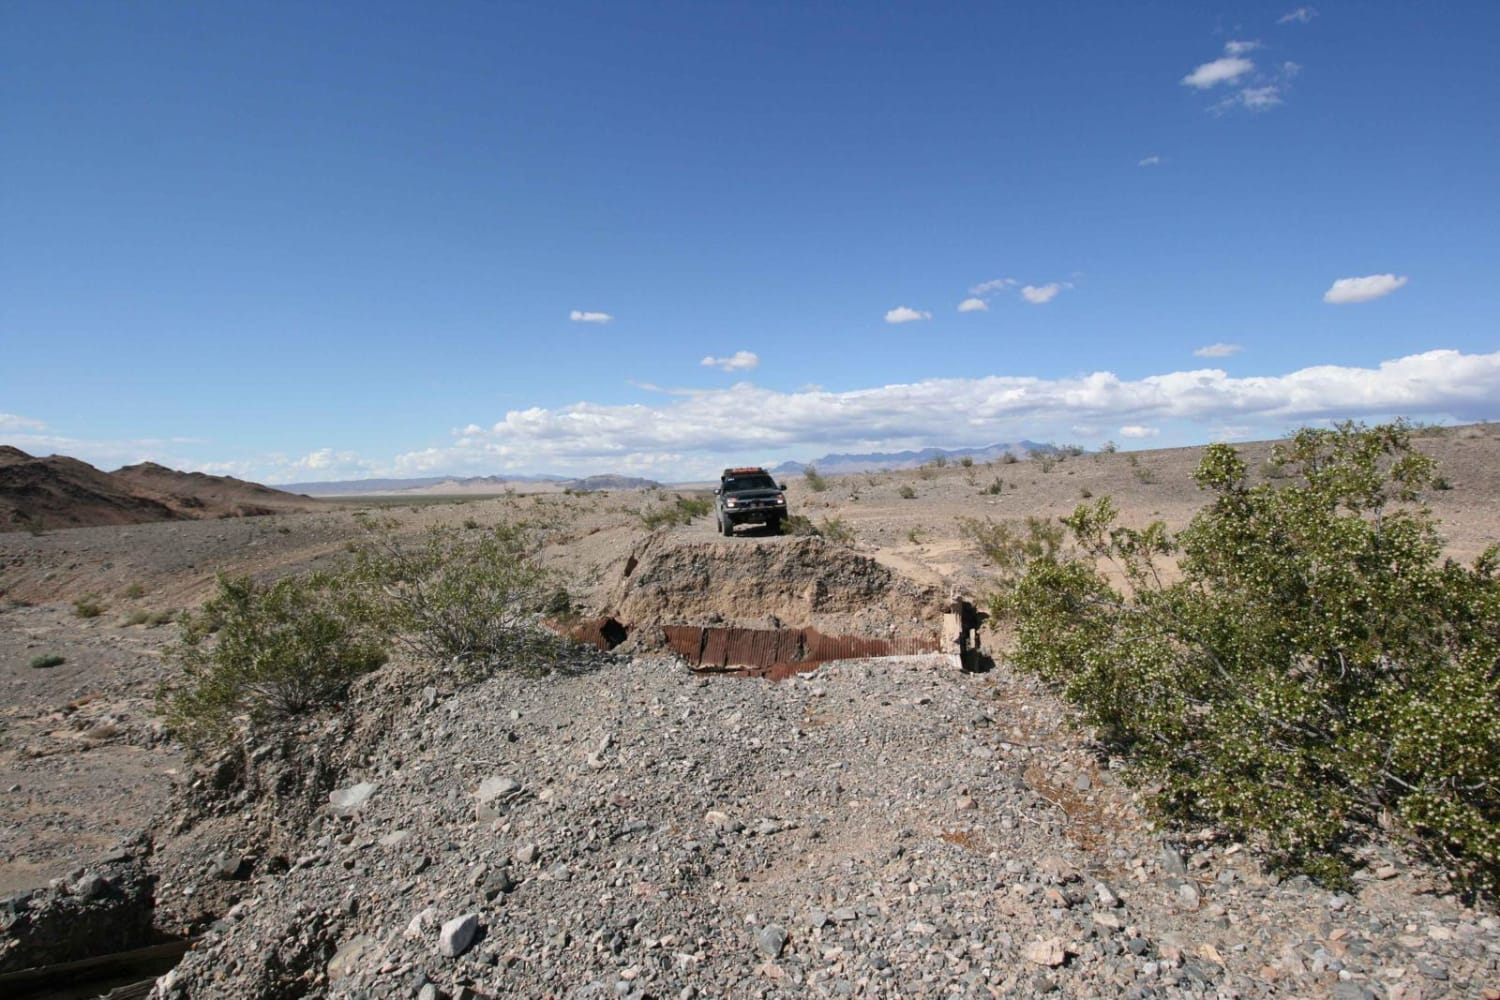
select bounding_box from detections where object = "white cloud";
[1238,85,1284,109]
[885,306,932,324]
[1020,283,1065,305]
[1224,40,1261,55]
[1194,343,1244,358]
[1278,7,1317,24]
[386,349,1500,480]
[0,412,47,433]
[701,350,760,372]
[1323,274,1409,304]
[1182,55,1255,89]
[969,277,1017,296]
[1137,155,1164,167]
[957,297,989,313]
[569,310,614,324]
[1119,425,1160,439]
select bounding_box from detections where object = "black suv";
[714,467,788,536]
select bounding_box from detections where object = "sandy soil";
[1,425,1497,896]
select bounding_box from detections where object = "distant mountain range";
[770,441,1054,476]
[285,473,662,496]
[0,448,311,533]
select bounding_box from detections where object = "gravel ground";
[151,652,1500,999]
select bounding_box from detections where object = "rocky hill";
[0,450,313,533]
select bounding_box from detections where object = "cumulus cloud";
[386,349,1500,480]
[1020,283,1065,305]
[1182,55,1254,89]
[1224,40,1261,55]
[1194,343,1244,358]
[1324,274,1409,304]
[569,310,614,324]
[970,277,1018,296]
[1278,7,1317,24]
[1119,425,1160,439]
[885,306,932,324]
[701,351,760,372]
[1138,155,1164,167]
[957,298,989,313]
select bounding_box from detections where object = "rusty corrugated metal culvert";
[557,617,939,680]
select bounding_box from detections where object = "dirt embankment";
[606,533,944,640]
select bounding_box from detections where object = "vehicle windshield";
[724,474,777,492]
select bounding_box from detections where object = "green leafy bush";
[781,514,819,536]
[959,515,1064,590]
[160,575,387,753]
[999,422,1500,891]
[818,517,856,546]
[72,596,105,619]
[344,522,564,675]
[640,494,715,529]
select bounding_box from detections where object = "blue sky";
[3,1,1497,483]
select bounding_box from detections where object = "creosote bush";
[997,421,1500,892]
[161,519,572,753]
[344,521,566,676]
[818,516,856,546]
[160,574,387,753]
[640,494,713,529]
[803,466,829,492]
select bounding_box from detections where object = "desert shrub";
[1100,441,1118,454]
[959,455,975,468]
[1133,465,1158,484]
[72,596,105,619]
[123,583,146,600]
[640,494,713,529]
[30,654,65,669]
[804,466,829,492]
[1060,444,1085,458]
[898,484,917,500]
[781,514,819,536]
[982,477,1003,496]
[1031,450,1057,472]
[999,421,1500,892]
[1433,475,1453,491]
[344,522,565,675]
[959,516,1065,592]
[1000,453,1019,465]
[121,609,150,627]
[160,574,387,753]
[819,517,856,546]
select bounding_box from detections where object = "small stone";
[515,843,541,865]
[1159,846,1188,876]
[1024,937,1067,967]
[756,924,788,958]
[439,913,480,958]
[1095,882,1122,908]
[71,873,109,900]
[328,782,377,817]
[328,935,380,979]
[210,852,244,880]
[380,830,411,848]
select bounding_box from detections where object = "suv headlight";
[774,494,785,504]
[725,498,739,508]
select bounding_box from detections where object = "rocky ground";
[1,425,1498,997]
